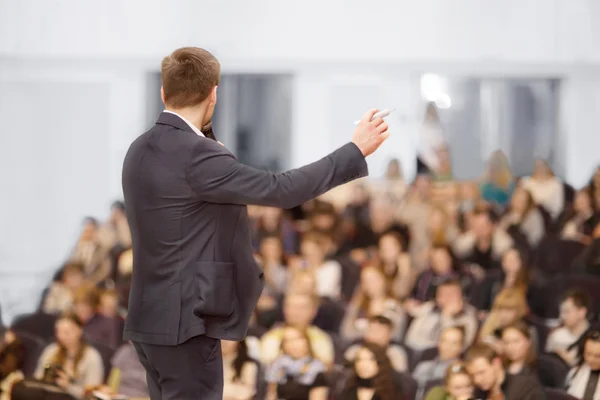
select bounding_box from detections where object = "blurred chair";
[542,275,600,319]
[544,388,579,400]
[89,341,116,381]
[11,312,57,342]
[524,314,550,352]
[406,346,438,373]
[327,332,347,366]
[13,331,46,377]
[395,371,417,400]
[537,353,569,389]
[534,238,586,278]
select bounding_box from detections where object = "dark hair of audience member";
[431,243,460,272]
[82,216,99,227]
[437,277,463,292]
[464,342,498,364]
[572,329,600,367]
[345,342,403,400]
[52,312,88,371]
[379,228,409,254]
[501,320,537,370]
[562,290,590,314]
[503,247,530,288]
[473,206,499,224]
[280,326,314,359]
[111,201,126,212]
[232,339,253,381]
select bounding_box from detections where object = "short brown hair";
[464,342,498,364]
[161,47,220,108]
[73,283,100,308]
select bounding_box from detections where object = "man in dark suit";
[121,46,389,400]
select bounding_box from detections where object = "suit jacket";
[122,112,368,345]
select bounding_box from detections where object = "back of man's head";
[161,47,220,108]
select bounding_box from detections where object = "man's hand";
[352,109,390,157]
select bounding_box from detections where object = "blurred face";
[98,293,118,318]
[288,273,316,295]
[220,339,238,357]
[574,190,592,213]
[560,298,587,329]
[260,237,283,263]
[361,267,387,297]
[414,175,431,198]
[501,249,522,276]
[436,285,462,309]
[438,328,464,361]
[510,188,529,213]
[429,208,446,233]
[584,339,600,370]
[301,239,324,263]
[386,159,401,179]
[431,248,452,275]
[467,357,498,392]
[379,234,402,264]
[502,328,531,363]
[63,269,84,289]
[282,327,310,359]
[312,213,336,231]
[446,373,474,399]
[73,301,94,323]
[533,159,552,178]
[473,214,493,238]
[80,222,97,242]
[355,347,379,379]
[283,294,316,328]
[261,207,282,231]
[364,322,392,347]
[55,318,82,349]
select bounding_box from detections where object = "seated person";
[560,189,599,243]
[265,326,328,400]
[345,315,408,373]
[566,329,600,400]
[501,321,537,379]
[498,186,545,248]
[260,293,334,367]
[43,262,86,315]
[340,342,406,400]
[341,266,406,342]
[222,339,258,400]
[376,230,415,301]
[453,208,513,273]
[413,326,465,383]
[424,361,475,400]
[34,313,104,399]
[73,285,121,349]
[0,329,25,386]
[404,279,478,351]
[465,342,545,400]
[546,290,591,366]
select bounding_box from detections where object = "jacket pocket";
[193,261,235,318]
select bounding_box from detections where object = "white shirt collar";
[163,110,204,137]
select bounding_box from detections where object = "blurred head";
[465,344,504,392]
[378,230,406,265]
[385,158,403,180]
[486,150,513,189]
[259,235,284,264]
[283,293,318,329]
[79,217,99,243]
[501,248,529,287]
[444,362,474,400]
[220,339,239,357]
[501,321,536,367]
[287,271,317,296]
[438,326,465,361]
[491,288,528,328]
[435,280,464,309]
[369,198,395,232]
[413,174,432,199]
[574,189,593,214]
[281,326,311,360]
[360,266,389,299]
[364,316,394,347]
[61,262,84,289]
[55,313,84,350]
[533,159,554,179]
[583,331,600,370]
[160,47,220,126]
[300,231,327,264]
[73,284,100,323]
[458,182,480,203]
[260,207,282,232]
[430,245,455,275]
[472,208,496,239]
[510,187,534,214]
[98,289,119,318]
[560,290,589,329]
[428,206,449,236]
[110,201,126,224]
[310,202,338,232]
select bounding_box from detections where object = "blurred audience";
[521,159,564,220]
[413,326,465,384]
[222,339,258,400]
[43,262,86,315]
[566,329,600,400]
[500,320,537,378]
[480,150,516,210]
[424,361,474,400]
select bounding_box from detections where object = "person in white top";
[520,159,564,220]
[546,290,591,366]
[566,330,600,400]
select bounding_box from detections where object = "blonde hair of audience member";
[51,313,88,373]
[501,321,536,375]
[479,287,528,346]
[377,231,414,300]
[344,343,402,400]
[484,150,513,190]
[352,266,396,317]
[438,326,466,362]
[428,205,456,245]
[424,361,474,400]
[117,248,133,277]
[282,292,319,331]
[98,289,119,319]
[500,247,529,292]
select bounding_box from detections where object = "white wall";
[1,0,600,321]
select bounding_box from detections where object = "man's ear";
[160,86,166,105]
[211,86,218,105]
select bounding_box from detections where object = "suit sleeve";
[186,140,368,208]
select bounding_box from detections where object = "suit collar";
[156,111,203,136]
